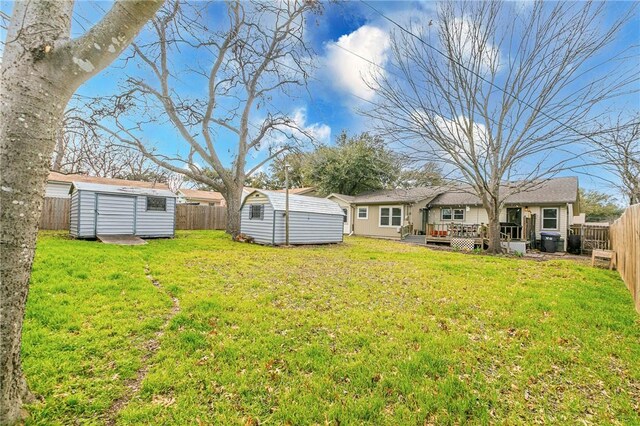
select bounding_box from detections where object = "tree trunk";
[1,2,162,423]
[1,5,75,423]
[1,60,72,426]
[483,196,502,254]
[224,185,244,237]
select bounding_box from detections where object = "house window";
[380,206,402,227]
[542,208,558,229]
[146,196,166,211]
[441,207,464,221]
[441,208,452,221]
[357,207,368,219]
[249,204,264,220]
[342,208,348,223]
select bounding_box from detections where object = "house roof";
[331,187,444,205]
[179,188,225,202]
[49,171,169,190]
[326,177,579,207]
[244,189,344,216]
[71,181,176,198]
[327,193,356,204]
[429,177,579,206]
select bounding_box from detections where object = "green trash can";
[541,232,561,253]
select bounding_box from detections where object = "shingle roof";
[332,187,444,205]
[179,188,225,202]
[430,177,579,206]
[71,181,176,197]
[326,177,578,207]
[49,171,169,190]
[244,189,344,216]
[274,187,316,195]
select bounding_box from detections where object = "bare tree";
[0,2,162,423]
[590,115,640,205]
[88,0,321,235]
[364,1,637,253]
[52,107,170,181]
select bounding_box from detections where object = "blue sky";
[2,1,638,196]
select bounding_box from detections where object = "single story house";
[177,188,226,206]
[46,171,169,198]
[327,188,441,238]
[69,182,176,239]
[327,177,581,251]
[240,189,343,245]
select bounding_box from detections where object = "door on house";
[505,207,522,239]
[342,207,350,234]
[96,194,136,235]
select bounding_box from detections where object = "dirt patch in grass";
[105,265,180,425]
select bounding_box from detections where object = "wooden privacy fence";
[609,204,640,313]
[175,204,226,230]
[39,198,70,230]
[39,198,227,231]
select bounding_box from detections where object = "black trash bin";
[541,231,561,253]
[567,234,581,254]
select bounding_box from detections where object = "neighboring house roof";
[48,171,169,190]
[274,187,316,195]
[178,188,225,203]
[244,189,344,216]
[430,177,579,206]
[70,181,176,198]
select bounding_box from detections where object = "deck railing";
[426,223,524,241]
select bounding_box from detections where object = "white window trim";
[357,206,368,220]
[541,207,559,230]
[379,205,403,228]
[441,207,464,222]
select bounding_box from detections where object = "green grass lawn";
[24,231,639,425]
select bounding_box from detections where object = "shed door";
[96,194,136,235]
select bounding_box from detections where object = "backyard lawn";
[24,231,639,425]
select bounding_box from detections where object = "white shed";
[240,189,344,245]
[69,182,177,239]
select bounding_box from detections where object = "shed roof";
[430,177,579,206]
[71,181,176,198]
[244,189,344,216]
[49,171,169,190]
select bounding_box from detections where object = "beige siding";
[327,196,352,234]
[353,205,407,240]
[430,204,570,249]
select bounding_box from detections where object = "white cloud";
[450,17,501,74]
[290,107,331,145]
[323,25,390,101]
[250,106,331,157]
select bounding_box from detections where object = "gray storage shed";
[240,189,344,245]
[69,182,176,239]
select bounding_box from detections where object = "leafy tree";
[396,163,443,188]
[268,153,312,189]
[245,172,280,190]
[580,189,623,223]
[308,132,401,196]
